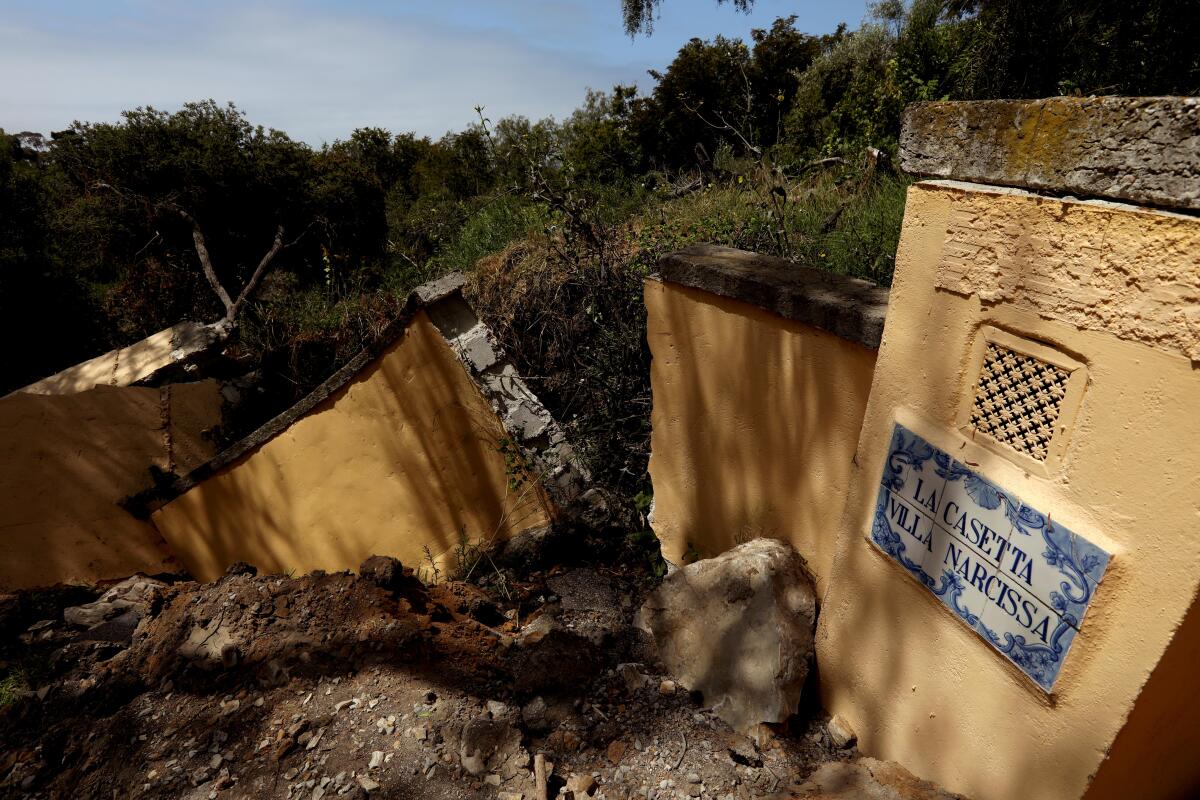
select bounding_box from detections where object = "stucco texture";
[0,380,221,589]
[152,310,551,582]
[645,279,877,590]
[816,181,1200,800]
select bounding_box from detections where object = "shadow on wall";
[0,380,222,590]
[1083,587,1200,800]
[152,311,550,582]
[647,265,1112,799]
[646,280,878,592]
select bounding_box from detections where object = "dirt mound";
[0,556,964,800]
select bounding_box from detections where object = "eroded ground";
[0,547,961,800]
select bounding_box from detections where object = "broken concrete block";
[178,619,240,671]
[62,575,167,641]
[638,539,817,734]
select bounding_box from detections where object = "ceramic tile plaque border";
[870,423,1111,691]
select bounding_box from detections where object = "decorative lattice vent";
[969,343,1070,461]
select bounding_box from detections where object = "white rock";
[827,714,857,748]
[637,539,817,735]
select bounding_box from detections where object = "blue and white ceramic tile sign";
[870,423,1110,691]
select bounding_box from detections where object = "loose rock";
[638,539,817,734]
[828,714,857,749]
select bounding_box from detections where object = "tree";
[647,35,758,167]
[0,130,104,390]
[50,101,321,337]
[622,0,753,36]
[946,0,1200,98]
[561,86,652,183]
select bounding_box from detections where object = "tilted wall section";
[0,380,222,589]
[645,246,887,590]
[153,310,548,581]
[815,180,1200,800]
[150,277,586,583]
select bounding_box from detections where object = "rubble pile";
[0,546,966,800]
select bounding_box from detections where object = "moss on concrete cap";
[655,244,889,350]
[900,96,1200,211]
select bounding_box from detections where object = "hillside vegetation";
[2,1,1196,494]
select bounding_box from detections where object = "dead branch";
[90,179,302,329]
[534,753,550,800]
[821,203,847,233]
[169,207,305,326]
[670,175,703,198]
[800,156,846,172]
[679,98,762,157]
[228,224,285,321]
[173,206,236,318]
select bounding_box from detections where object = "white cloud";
[0,2,648,144]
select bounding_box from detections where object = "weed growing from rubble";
[0,668,29,709]
[419,544,442,585]
[496,437,532,492]
[452,527,486,580]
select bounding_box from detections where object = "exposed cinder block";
[441,323,499,374]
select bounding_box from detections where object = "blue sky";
[1,1,871,145]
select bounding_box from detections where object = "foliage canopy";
[2,1,1195,487]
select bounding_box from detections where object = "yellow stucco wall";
[816,181,1200,800]
[645,279,878,590]
[0,380,221,589]
[152,310,551,582]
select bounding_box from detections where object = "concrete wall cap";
[900,96,1200,212]
[412,271,466,305]
[655,244,890,350]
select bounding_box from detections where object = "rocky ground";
[0,536,964,800]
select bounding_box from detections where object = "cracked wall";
[150,277,585,582]
[0,380,221,589]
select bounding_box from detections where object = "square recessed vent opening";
[968,342,1071,461]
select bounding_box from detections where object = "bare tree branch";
[228,224,284,321]
[92,180,300,329]
[171,206,235,318]
[679,98,762,156]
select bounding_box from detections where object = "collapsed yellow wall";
[645,279,877,590]
[15,321,209,395]
[0,381,221,589]
[816,181,1200,800]
[152,310,551,582]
